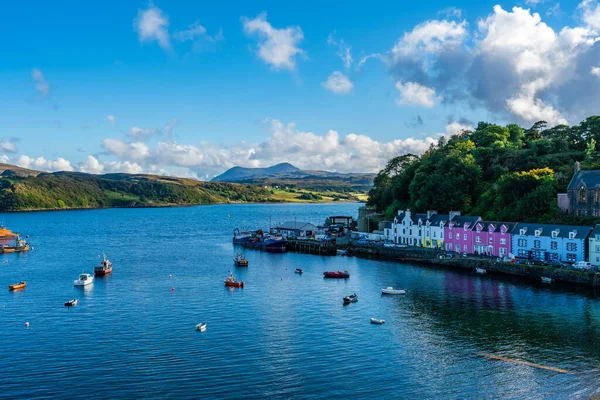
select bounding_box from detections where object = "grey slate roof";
[512,222,592,239]
[567,170,600,190]
[592,224,600,237]
[478,221,518,233]
[449,215,481,229]
[429,214,450,225]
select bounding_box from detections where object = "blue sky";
[0,0,598,177]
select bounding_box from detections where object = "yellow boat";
[2,239,30,254]
[9,281,26,291]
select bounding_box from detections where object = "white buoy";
[25,322,29,327]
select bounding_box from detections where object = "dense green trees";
[368,116,600,224]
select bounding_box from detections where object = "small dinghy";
[233,253,248,267]
[295,268,303,274]
[196,322,207,332]
[343,293,358,304]
[370,318,385,325]
[541,276,553,284]
[381,287,406,295]
[475,267,487,274]
[9,281,26,291]
[64,299,79,307]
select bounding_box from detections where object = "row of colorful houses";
[383,210,600,265]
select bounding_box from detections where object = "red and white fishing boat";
[323,270,350,279]
[224,272,245,288]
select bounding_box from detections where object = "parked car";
[573,261,593,270]
[355,239,368,245]
[383,242,395,248]
[461,252,468,257]
[549,260,568,268]
[531,259,548,266]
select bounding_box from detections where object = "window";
[403,229,405,234]
[535,229,541,237]
[448,232,452,239]
[551,241,558,250]
[596,245,600,252]
[476,236,481,243]
[597,256,600,262]
[551,253,559,260]
[499,248,507,256]
[500,238,506,245]
[489,237,493,243]
[567,242,577,251]
[596,189,600,203]
[567,253,577,262]
[518,249,528,257]
[433,232,436,238]
[464,245,468,252]
[456,233,460,239]
[518,239,527,247]
[569,231,576,239]
[520,229,526,236]
[455,245,460,252]
[579,186,587,203]
[464,234,467,240]
[551,231,558,238]
[533,240,541,248]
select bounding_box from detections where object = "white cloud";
[128,126,156,140]
[98,119,437,176]
[241,13,305,70]
[0,138,19,153]
[31,69,50,98]
[592,66,600,76]
[78,155,104,174]
[327,32,353,68]
[395,81,441,107]
[392,19,468,57]
[134,5,170,51]
[173,21,207,41]
[105,115,115,125]
[322,71,354,94]
[438,7,463,18]
[525,0,544,5]
[579,0,600,29]
[445,121,473,136]
[16,155,73,172]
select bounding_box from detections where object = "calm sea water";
[1,203,600,399]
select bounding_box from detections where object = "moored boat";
[233,253,249,267]
[2,238,30,254]
[94,254,113,276]
[336,249,348,256]
[264,238,287,253]
[0,227,19,240]
[9,281,26,291]
[224,272,245,288]
[323,270,350,279]
[196,322,207,332]
[475,267,487,274]
[370,318,385,325]
[343,293,358,304]
[541,276,553,284]
[381,287,406,295]
[295,268,303,274]
[64,299,79,307]
[74,273,94,286]
[233,228,254,244]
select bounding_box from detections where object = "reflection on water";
[0,204,599,399]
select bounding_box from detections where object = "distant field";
[267,188,366,203]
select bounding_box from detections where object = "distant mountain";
[211,163,376,191]
[211,162,303,182]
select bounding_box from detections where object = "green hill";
[367,116,600,225]
[0,169,275,211]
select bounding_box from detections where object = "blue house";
[511,223,592,263]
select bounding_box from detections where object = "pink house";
[472,222,517,258]
[444,215,482,254]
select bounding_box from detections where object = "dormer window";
[501,226,506,234]
[551,230,558,238]
[534,229,541,237]
[569,231,576,239]
[520,229,526,236]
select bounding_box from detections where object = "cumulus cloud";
[105,115,115,125]
[31,69,50,98]
[16,155,73,172]
[322,71,354,94]
[365,4,600,126]
[592,66,600,76]
[128,126,156,140]
[97,119,437,177]
[241,13,305,70]
[134,4,171,51]
[445,119,473,136]
[0,138,19,153]
[395,81,441,107]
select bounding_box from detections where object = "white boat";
[370,318,385,325]
[476,267,487,274]
[196,322,207,332]
[74,273,94,286]
[382,287,406,295]
[336,249,348,256]
[541,277,553,284]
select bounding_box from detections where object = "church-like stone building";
[567,162,600,217]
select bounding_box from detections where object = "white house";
[390,210,429,246]
[589,224,600,266]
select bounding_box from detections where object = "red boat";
[224,273,245,288]
[94,254,112,277]
[323,270,350,279]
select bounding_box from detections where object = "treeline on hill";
[368,116,600,225]
[0,173,273,211]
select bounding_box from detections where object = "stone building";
[567,162,600,217]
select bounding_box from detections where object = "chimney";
[575,161,581,173]
[449,211,461,221]
[405,209,411,219]
[427,210,437,219]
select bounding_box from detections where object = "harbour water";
[1,203,600,398]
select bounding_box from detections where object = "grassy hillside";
[0,168,365,211]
